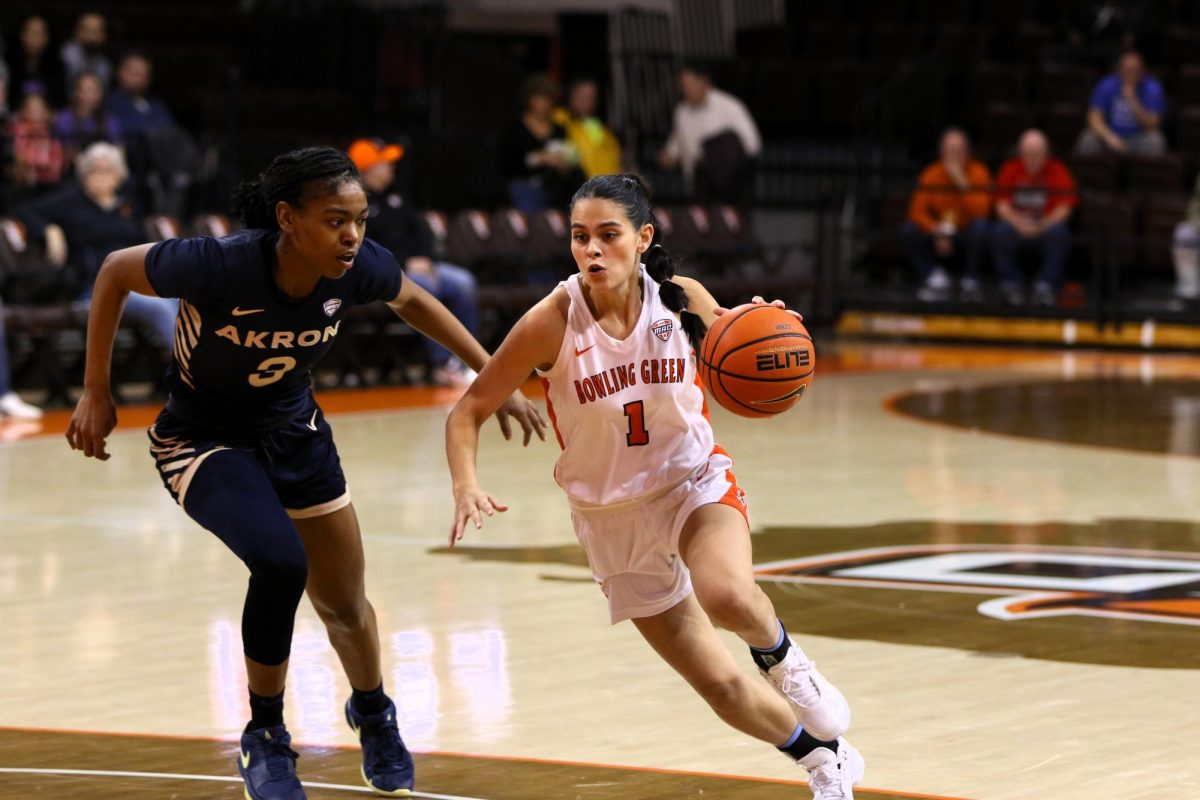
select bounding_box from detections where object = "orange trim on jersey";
[711,443,748,522]
[692,364,712,423]
[540,377,566,450]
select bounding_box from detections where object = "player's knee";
[251,548,308,598]
[313,594,371,633]
[696,583,761,633]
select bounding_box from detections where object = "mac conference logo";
[755,545,1200,628]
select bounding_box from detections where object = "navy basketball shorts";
[147,399,351,519]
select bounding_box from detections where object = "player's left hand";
[495,391,548,446]
[713,295,803,322]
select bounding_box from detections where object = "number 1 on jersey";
[623,400,649,447]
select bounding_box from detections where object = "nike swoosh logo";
[232,307,265,316]
[305,410,319,431]
[240,750,251,769]
[575,345,595,357]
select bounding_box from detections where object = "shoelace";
[808,759,846,798]
[365,720,408,772]
[778,663,820,707]
[264,736,300,781]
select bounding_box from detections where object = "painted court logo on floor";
[432,519,1200,668]
[755,544,1200,627]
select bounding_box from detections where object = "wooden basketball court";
[2,342,1196,799]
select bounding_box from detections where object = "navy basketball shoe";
[238,725,306,800]
[344,698,415,796]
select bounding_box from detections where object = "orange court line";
[0,725,976,800]
[0,381,545,443]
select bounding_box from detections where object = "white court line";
[0,767,488,800]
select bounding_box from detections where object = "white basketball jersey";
[538,267,714,507]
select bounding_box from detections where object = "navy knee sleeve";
[183,449,308,666]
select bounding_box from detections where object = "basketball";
[698,304,815,418]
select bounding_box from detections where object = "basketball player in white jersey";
[445,174,864,799]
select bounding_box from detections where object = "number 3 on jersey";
[249,356,297,387]
[623,400,649,447]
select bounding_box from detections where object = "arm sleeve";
[993,162,1016,204]
[662,107,684,161]
[143,236,228,304]
[1047,162,1078,211]
[907,166,938,233]
[963,163,993,220]
[14,192,63,239]
[354,238,405,304]
[1143,79,1165,116]
[400,205,435,260]
[727,97,762,157]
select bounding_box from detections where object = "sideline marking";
[0,767,487,800]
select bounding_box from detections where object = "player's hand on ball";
[495,391,548,446]
[713,295,803,322]
[450,485,508,546]
[66,388,117,461]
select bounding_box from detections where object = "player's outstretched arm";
[387,277,547,443]
[66,244,159,460]
[445,294,565,546]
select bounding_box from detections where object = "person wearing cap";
[348,138,480,386]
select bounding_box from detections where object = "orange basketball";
[698,304,815,418]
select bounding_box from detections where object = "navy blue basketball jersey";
[144,229,403,432]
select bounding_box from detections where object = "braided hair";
[569,173,707,350]
[231,146,362,231]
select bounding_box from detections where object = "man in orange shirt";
[899,128,992,302]
[992,129,1077,307]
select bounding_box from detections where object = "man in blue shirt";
[1075,51,1166,156]
[107,51,197,218]
[107,52,176,136]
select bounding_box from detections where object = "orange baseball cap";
[348,138,405,171]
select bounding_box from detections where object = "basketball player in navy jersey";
[65,146,546,800]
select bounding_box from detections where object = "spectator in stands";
[108,52,175,136]
[15,142,176,353]
[349,138,481,386]
[7,15,65,108]
[0,305,43,419]
[53,71,121,162]
[1074,51,1165,157]
[108,51,198,218]
[501,74,584,214]
[899,127,992,302]
[659,62,761,205]
[6,92,66,197]
[59,12,112,93]
[1171,174,1200,303]
[554,78,622,178]
[992,129,1078,306]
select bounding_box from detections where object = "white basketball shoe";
[760,641,851,740]
[0,391,42,420]
[798,738,864,800]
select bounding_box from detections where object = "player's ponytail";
[570,173,708,351]
[644,241,706,352]
[231,146,362,231]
